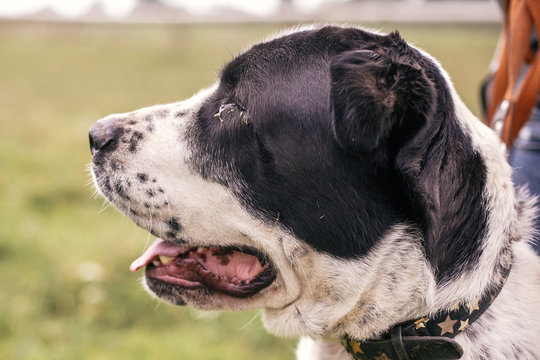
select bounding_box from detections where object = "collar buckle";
[391,325,411,360]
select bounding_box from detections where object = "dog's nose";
[89,118,122,156]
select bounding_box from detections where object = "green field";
[0,21,500,359]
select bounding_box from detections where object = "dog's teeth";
[152,259,161,266]
[196,247,207,253]
[159,255,175,265]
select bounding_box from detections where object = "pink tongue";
[130,238,191,272]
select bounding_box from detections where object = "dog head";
[89,26,515,340]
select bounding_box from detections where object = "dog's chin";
[144,277,209,307]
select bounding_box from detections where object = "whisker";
[239,310,261,330]
[142,201,155,251]
[98,196,115,214]
[162,191,173,223]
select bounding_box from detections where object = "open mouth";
[130,238,277,298]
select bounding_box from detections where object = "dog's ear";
[330,42,491,282]
[330,47,435,155]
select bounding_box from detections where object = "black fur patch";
[128,131,144,153]
[137,173,149,183]
[167,217,182,232]
[114,181,130,200]
[186,26,487,282]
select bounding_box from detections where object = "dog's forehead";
[218,26,431,98]
[221,27,360,83]
[218,30,330,103]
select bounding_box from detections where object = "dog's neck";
[341,262,512,360]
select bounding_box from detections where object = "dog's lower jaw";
[143,273,296,312]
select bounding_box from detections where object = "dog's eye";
[214,103,249,125]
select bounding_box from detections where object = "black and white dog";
[89,26,540,360]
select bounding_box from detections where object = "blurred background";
[0,1,501,359]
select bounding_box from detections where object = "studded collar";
[343,263,512,360]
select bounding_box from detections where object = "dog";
[89,25,540,360]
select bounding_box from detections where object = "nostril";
[89,133,97,155]
[89,120,123,156]
[88,124,109,155]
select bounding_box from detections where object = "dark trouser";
[509,104,540,255]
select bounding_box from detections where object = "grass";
[0,21,500,359]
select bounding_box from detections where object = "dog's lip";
[130,238,193,272]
